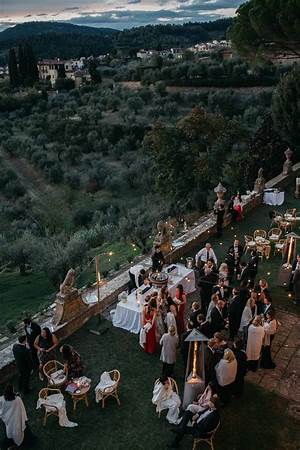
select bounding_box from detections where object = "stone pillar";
[53,289,89,326]
[213,182,227,208]
[283,148,293,175]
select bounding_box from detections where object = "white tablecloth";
[112,264,196,334]
[263,191,284,206]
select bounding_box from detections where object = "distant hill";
[0,18,233,60]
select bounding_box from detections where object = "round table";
[69,383,90,412]
[255,237,271,259]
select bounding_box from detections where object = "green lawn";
[0,317,299,450]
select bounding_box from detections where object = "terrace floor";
[1,189,300,450]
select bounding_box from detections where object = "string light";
[219,242,223,246]
[108,251,113,257]
[267,272,271,276]
[288,293,292,298]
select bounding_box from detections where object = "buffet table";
[112,264,195,334]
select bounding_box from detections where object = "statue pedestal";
[53,290,87,326]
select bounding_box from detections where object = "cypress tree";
[24,43,39,84]
[8,48,19,87]
[18,44,26,83]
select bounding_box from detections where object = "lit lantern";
[278,232,300,287]
[186,257,193,269]
[182,329,208,409]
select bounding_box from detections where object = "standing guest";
[247,250,259,288]
[239,293,258,333]
[34,327,59,380]
[246,316,265,372]
[195,243,217,268]
[233,338,247,397]
[23,317,41,368]
[233,193,244,221]
[260,292,273,316]
[152,377,181,425]
[212,278,230,302]
[289,254,300,291]
[228,288,242,341]
[227,239,243,277]
[0,385,29,448]
[12,336,33,395]
[142,303,157,354]
[218,263,230,286]
[166,304,178,335]
[189,302,201,328]
[255,279,271,302]
[160,325,179,377]
[151,245,165,272]
[174,284,187,336]
[206,294,219,323]
[225,248,235,283]
[228,195,238,222]
[170,397,220,449]
[204,339,218,385]
[215,349,237,405]
[199,268,218,313]
[181,322,193,369]
[210,300,227,335]
[214,201,225,237]
[60,345,83,380]
[128,267,146,292]
[239,262,250,283]
[239,279,250,311]
[261,311,278,369]
[293,268,300,306]
[196,314,211,338]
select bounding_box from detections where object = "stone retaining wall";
[0,164,298,383]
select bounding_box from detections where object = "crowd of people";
[0,318,83,449]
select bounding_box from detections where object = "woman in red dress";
[233,193,244,222]
[174,284,187,336]
[143,304,157,354]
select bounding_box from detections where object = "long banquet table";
[112,264,196,334]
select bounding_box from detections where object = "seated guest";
[34,327,58,381]
[199,268,218,313]
[212,278,230,302]
[152,377,181,425]
[206,294,218,322]
[142,303,157,354]
[0,384,29,448]
[189,302,201,328]
[196,314,211,338]
[60,345,83,380]
[195,243,217,269]
[215,348,237,405]
[210,300,227,335]
[160,326,179,378]
[169,397,220,448]
[185,384,214,415]
[151,245,165,272]
[218,263,229,286]
[233,338,247,397]
[246,316,264,372]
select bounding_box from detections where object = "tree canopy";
[229,0,300,59]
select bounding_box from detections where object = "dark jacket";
[193,409,220,437]
[13,343,33,373]
[234,348,248,379]
[210,306,226,334]
[24,321,41,348]
[227,244,243,262]
[212,285,230,301]
[189,309,201,328]
[151,251,164,271]
[228,297,243,337]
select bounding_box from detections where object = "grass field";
[0,316,299,450]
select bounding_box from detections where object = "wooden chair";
[254,229,267,239]
[244,235,256,254]
[100,369,121,408]
[43,360,67,389]
[154,378,179,418]
[192,422,220,450]
[268,228,281,243]
[38,388,61,426]
[285,208,296,218]
[274,239,286,256]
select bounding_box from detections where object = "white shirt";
[195,247,217,265]
[215,359,237,386]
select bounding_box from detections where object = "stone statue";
[283,148,293,175]
[153,220,172,255]
[59,268,77,296]
[253,168,265,193]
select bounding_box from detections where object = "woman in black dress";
[34,327,58,380]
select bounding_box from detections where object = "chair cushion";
[247,241,256,246]
[50,369,66,385]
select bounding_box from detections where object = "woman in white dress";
[239,292,258,332]
[0,384,28,447]
[165,304,178,335]
[152,377,181,424]
[246,316,265,371]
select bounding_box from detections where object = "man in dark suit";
[151,245,165,272]
[224,249,235,283]
[199,269,218,313]
[13,335,33,394]
[204,339,218,385]
[227,239,243,273]
[24,317,41,367]
[189,302,201,328]
[228,288,242,340]
[210,300,226,335]
[212,279,230,301]
[170,398,220,448]
[247,250,259,288]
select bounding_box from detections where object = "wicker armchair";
[254,229,267,239]
[154,378,179,418]
[285,208,296,218]
[274,239,286,256]
[268,228,281,243]
[99,369,121,408]
[39,388,61,426]
[244,235,256,254]
[43,360,67,388]
[192,422,220,450]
